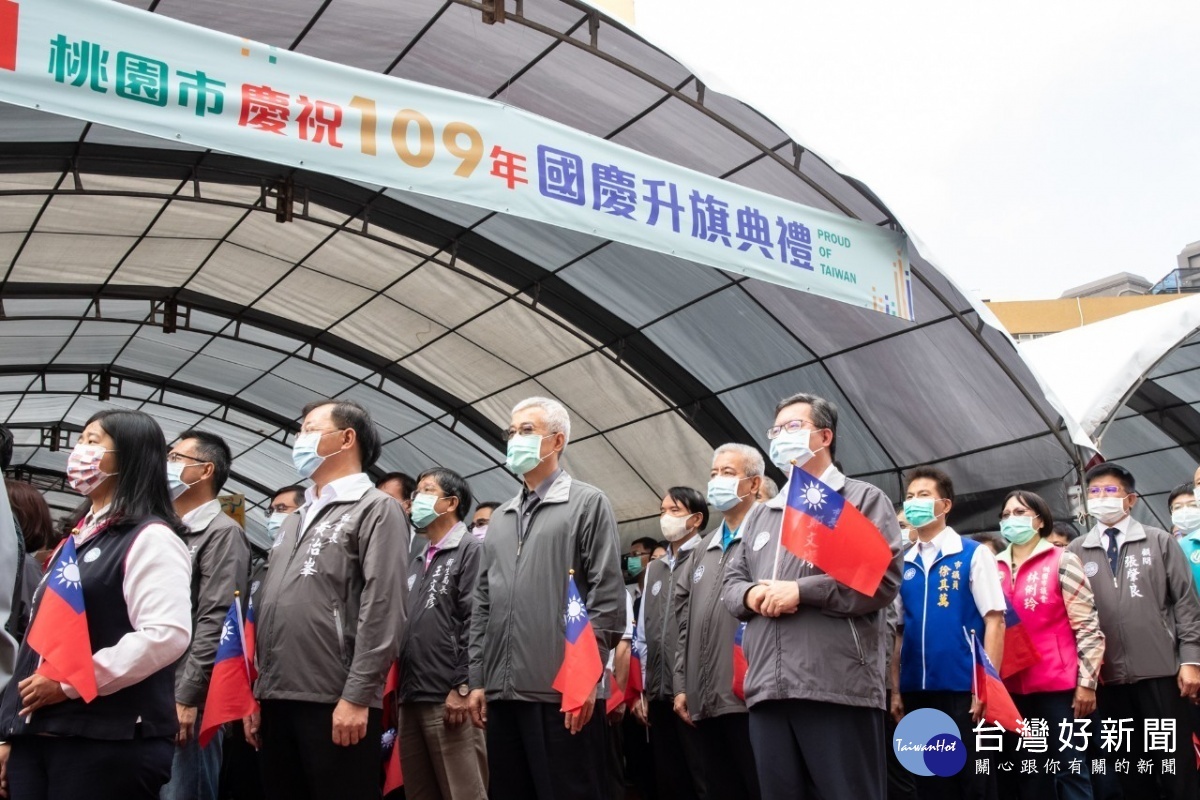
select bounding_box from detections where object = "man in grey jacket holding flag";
[722,392,903,800]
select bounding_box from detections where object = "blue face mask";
[769,429,822,474]
[410,492,447,530]
[293,430,340,479]
[265,511,287,536]
[166,459,204,500]
[902,498,938,529]
[707,476,746,512]
[506,433,551,476]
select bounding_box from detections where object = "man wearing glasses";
[163,430,250,800]
[467,396,624,800]
[1069,462,1200,799]
[721,392,903,800]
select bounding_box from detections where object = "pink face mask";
[67,443,116,495]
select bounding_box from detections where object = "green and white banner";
[0,0,915,320]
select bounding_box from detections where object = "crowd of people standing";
[0,390,1197,800]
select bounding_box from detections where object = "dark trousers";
[748,699,885,800]
[623,709,656,800]
[258,699,383,800]
[693,712,760,800]
[8,734,173,800]
[884,693,918,800]
[902,691,996,800]
[647,699,704,800]
[999,690,1091,800]
[1097,676,1198,800]
[486,700,607,800]
[219,721,264,800]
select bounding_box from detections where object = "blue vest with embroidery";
[898,537,984,693]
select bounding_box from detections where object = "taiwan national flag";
[381,662,403,794]
[624,626,644,707]
[551,573,603,713]
[969,630,1024,734]
[244,595,258,681]
[198,600,258,748]
[732,622,748,701]
[27,536,98,702]
[780,472,893,596]
[999,596,1041,680]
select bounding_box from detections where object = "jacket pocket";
[847,618,866,665]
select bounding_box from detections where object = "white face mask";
[1087,496,1127,526]
[769,428,824,474]
[1172,506,1200,535]
[659,513,694,543]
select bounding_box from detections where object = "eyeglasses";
[503,423,544,442]
[167,452,209,465]
[1086,486,1126,498]
[298,427,343,437]
[267,503,296,514]
[766,419,817,440]
[999,508,1034,520]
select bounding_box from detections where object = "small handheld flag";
[27,536,98,702]
[551,570,603,713]
[780,471,892,596]
[381,661,403,793]
[244,594,258,680]
[732,621,748,702]
[625,624,644,707]
[198,595,258,748]
[606,672,624,715]
[999,595,1041,679]
[968,629,1024,734]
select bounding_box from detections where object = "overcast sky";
[633,1,1200,301]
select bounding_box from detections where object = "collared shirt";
[300,473,374,536]
[59,503,192,700]
[664,534,700,570]
[1101,513,1134,552]
[180,498,223,534]
[899,526,1007,620]
[519,467,562,540]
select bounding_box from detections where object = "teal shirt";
[720,521,735,551]
[1182,532,1200,590]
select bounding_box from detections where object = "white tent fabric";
[1021,293,1200,525]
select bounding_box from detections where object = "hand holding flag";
[999,596,1040,679]
[778,470,892,595]
[198,594,258,748]
[969,628,1024,734]
[27,536,98,703]
[551,570,603,721]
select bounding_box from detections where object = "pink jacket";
[998,544,1078,695]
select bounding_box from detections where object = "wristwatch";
[457,684,470,697]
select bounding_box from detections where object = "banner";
[0,0,915,320]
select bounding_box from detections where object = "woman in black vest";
[0,409,193,799]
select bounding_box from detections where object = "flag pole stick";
[769,464,794,581]
[232,590,251,682]
[967,627,979,703]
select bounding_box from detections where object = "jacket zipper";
[697,546,730,711]
[656,564,673,697]
[848,618,865,665]
[920,557,930,690]
[333,606,347,665]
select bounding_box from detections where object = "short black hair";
[475,501,501,514]
[1050,520,1080,541]
[177,429,232,493]
[969,531,1004,555]
[905,466,955,504]
[1000,489,1055,538]
[1168,482,1195,510]
[416,467,472,523]
[302,398,381,470]
[775,392,839,460]
[631,536,658,552]
[1084,462,1136,493]
[376,472,416,500]
[272,485,306,508]
[666,485,709,531]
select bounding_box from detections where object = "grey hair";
[512,396,571,447]
[774,392,838,459]
[712,443,765,478]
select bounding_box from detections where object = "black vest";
[1,517,178,739]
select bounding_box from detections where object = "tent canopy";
[1021,294,1200,527]
[0,0,1082,541]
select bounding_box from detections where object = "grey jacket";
[256,481,409,708]
[673,525,747,720]
[1068,519,1200,684]
[176,503,250,707]
[398,523,481,704]
[468,471,625,703]
[640,537,699,702]
[721,472,903,711]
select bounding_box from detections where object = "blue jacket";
[899,532,984,693]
